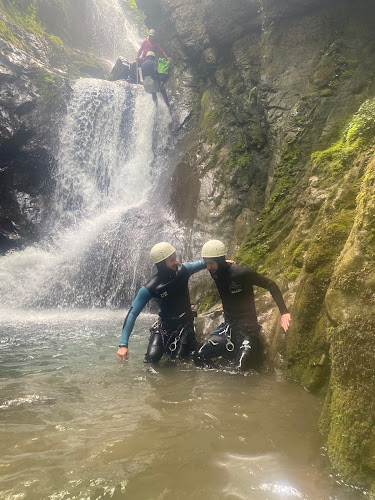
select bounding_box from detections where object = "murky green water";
[0,310,367,499]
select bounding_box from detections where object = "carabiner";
[169,339,178,352]
[226,339,235,352]
[223,324,234,352]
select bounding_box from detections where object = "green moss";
[47,33,65,50]
[312,39,358,94]
[201,90,210,108]
[265,143,301,212]
[0,17,21,45]
[29,65,61,106]
[312,98,375,178]
[201,108,224,145]
[0,1,45,36]
[236,242,270,269]
[197,286,220,314]
[323,315,375,484]
[223,140,251,170]
[304,209,355,273]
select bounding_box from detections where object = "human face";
[204,258,218,274]
[165,252,179,271]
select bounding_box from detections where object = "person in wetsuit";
[136,29,169,65]
[141,51,170,108]
[194,240,291,371]
[117,242,206,363]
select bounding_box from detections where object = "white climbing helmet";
[146,51,155,58]
[149,29,156,37]
[201,240,226,258]
[150,242,176,264]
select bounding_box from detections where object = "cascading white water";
[0,0,178,311]
[86,0,143,63]
[54,79,150,226]
[0,79,162,309]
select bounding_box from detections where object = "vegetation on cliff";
[141,0,375,490]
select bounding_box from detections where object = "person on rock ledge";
[117,242,206,364]
[141,51,171,108]
[136,29,170,65]
[194,240,291,371]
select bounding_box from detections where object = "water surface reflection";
[0,310,367,499]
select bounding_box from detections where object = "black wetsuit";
[119,260,205,362]
[194,263,288,370]
[141,58,170,107]
[141,58,158,79]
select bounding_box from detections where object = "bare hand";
[280,313,291,332]
[226,260,236,265]
[117,346,129,361]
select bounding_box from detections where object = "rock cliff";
[137,0,375,489]
[0,0,104,250]
[1,0,374,490]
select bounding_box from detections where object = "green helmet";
[150,242,176,264]
[201,240,226,258]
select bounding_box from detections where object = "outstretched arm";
[156,43,168,59]
[117,286,152,360]
[183,258,206,277]
[250,270,291,332]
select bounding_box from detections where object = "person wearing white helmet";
[136,28,170,65]
[117,242,206,363]
[141,51,170,107]
[194,240,291,370]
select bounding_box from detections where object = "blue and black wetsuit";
[119,259,206,362]
[194,262,288,370]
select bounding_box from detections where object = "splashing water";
[0,76,173,310]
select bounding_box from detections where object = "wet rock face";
[139,0,375,488]
[0,0,106,252]
[0,55,66,250]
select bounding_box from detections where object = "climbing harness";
[223,324,235,352]
[209,323,234,352]
[169,326,185,352]
[149,321,187,353]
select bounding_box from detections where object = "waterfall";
[86,0,142,63]
[0,79,175,310]
[0,0,181,311]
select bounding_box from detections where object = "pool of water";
[0,309,368,499]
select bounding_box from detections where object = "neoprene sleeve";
[119,287,151,346]
[118,259,206,346]
[183,258,206,276]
